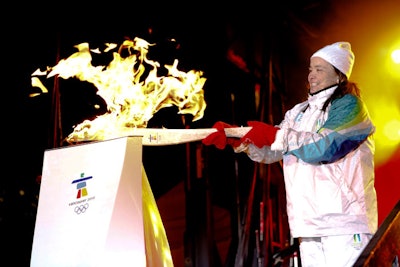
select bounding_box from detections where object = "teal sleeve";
[288,94,375,164]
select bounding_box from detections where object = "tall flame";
[32,37,207,142]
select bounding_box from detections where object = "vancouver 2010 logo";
[70,173,95,214]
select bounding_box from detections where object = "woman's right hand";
[202,121,241,149]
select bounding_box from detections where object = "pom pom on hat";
[311,42,355,79]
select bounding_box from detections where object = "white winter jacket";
[235,86,378,238]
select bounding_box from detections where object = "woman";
[203,42,378,267]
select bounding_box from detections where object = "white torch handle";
[127,127,252,146]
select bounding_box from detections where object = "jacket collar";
[307,85,337,109]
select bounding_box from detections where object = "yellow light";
[386,40,400,80]
[368,98,400,164]
[383,119,400,141]
[391,49,400,64]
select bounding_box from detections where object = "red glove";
[240,121,279,148]
[202,121,241,149]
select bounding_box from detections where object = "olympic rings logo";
[74,203,89,214]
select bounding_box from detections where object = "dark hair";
[322,68,361,111]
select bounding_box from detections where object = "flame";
[32,37,207,142]
[30,77,48,97]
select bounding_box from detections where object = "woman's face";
[308,57,339,94]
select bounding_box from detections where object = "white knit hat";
[311,42,355,79]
